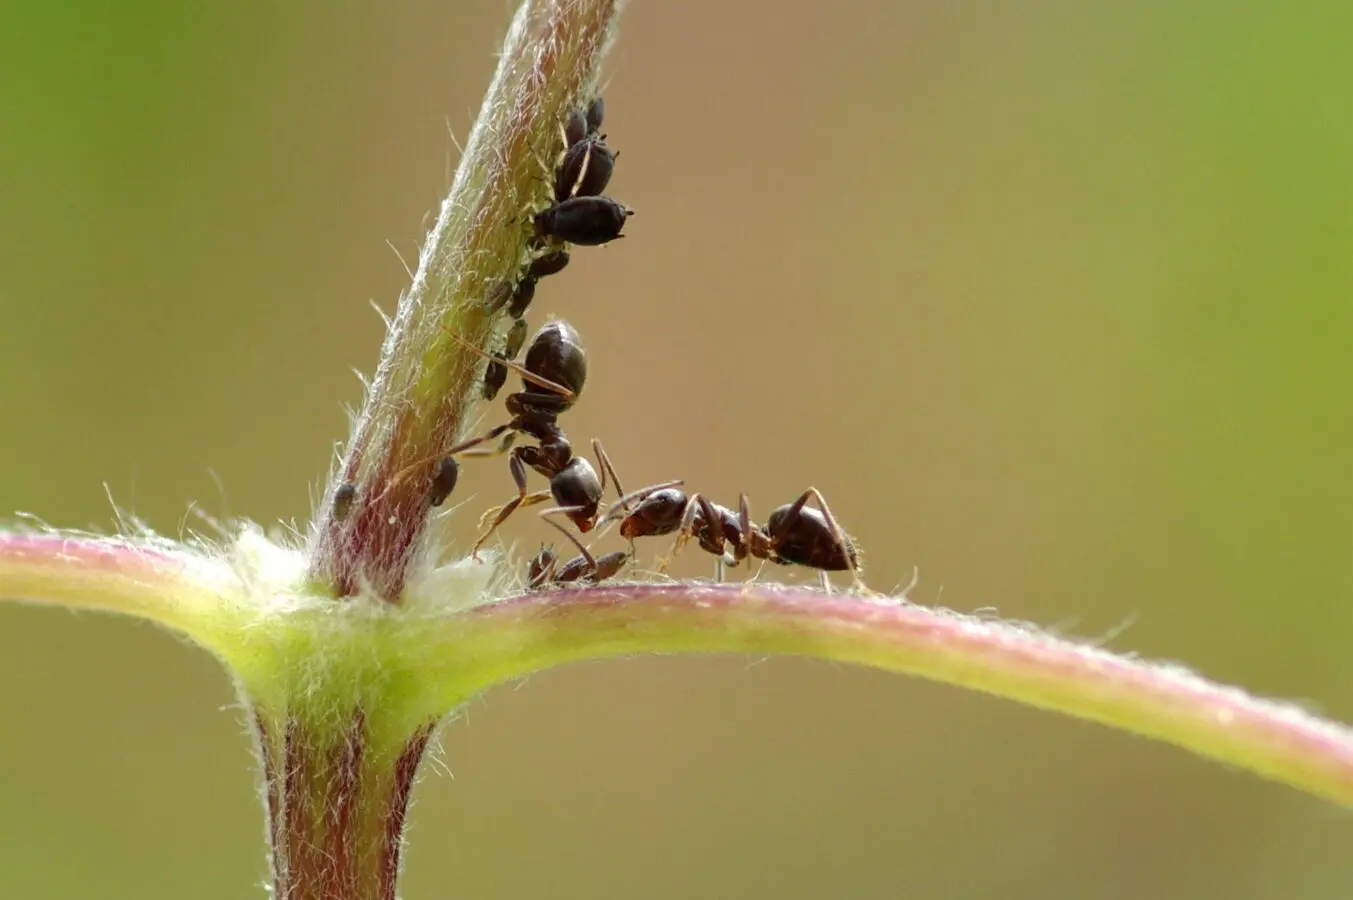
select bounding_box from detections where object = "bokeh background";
[3,2,1353,897]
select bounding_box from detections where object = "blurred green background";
[3,2,1353,897]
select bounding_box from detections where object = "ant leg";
[592,439,628,506]
[653,492,700,573]
[444,423,513,457]
[461,431,517,458]
[669,492,705,562]
[733,493,757,566]
[542,516,598,575]
[441,327,576,399]
[469,450,543,557]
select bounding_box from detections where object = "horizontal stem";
[451,582,1353,808]
[0,532,225,639]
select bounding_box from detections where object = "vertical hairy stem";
[254,708,438,900]
[308,0,623,602]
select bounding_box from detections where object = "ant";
[527,517,629,591]
[602,484,863,589]
[442,321,625,555]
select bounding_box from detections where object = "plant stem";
[445,583,1353,807]
[307,0,623,603]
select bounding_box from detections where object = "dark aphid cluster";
[534,96,633,247]
[476,96,624,412]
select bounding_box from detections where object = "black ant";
[602,484,863,588]
[527,517,629,591]
[441,321,622,554]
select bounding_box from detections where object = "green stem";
[445,583,1353,808]
[307,0,624,603]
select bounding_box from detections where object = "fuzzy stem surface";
[308,0,623,602]
[446,582,1353,808]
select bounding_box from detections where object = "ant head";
[619,487,688,539]
[523,320,587,403]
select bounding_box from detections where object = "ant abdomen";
[521,320,587,402]
[765,504,858,571]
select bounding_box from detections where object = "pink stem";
[451,582,1353,808]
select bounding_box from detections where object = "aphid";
[503,317,528,359]
[585,95,605,135]
[428,457,461,508]
[554,137,617,201]
[563,108,588,148]
[507,276,537,320]
[561,96,604,147]
[483,279,513,314]
[332,482,357,521]
[527,517,628,591]
[534,196,632,246]
[485,297,537,398]
[482,359,509,400]
[527,248,571,280]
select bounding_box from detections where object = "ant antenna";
[542,516,598,570]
